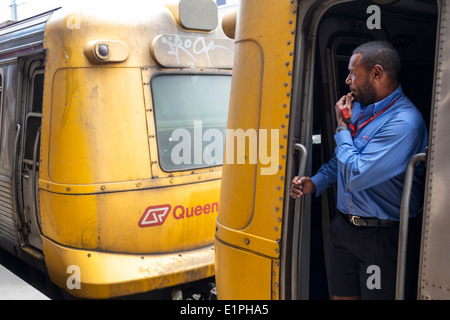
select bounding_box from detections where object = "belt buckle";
[351,215,362,226]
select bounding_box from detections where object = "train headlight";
[96,44,110,59]
[84,40,129,63]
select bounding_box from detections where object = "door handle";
[291,142,309,299]
[293,143,307,178]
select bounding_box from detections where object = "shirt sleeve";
[334,118,424,192]
[311,154,338,196]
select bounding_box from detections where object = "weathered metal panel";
[0,9,59,61]
[418,0,450,301]
[0,175,18,244]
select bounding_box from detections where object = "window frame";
[150,71,232,173]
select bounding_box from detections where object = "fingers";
[336,95,346,108]
[337,93,353,109]
[290,176,301,198]
[345,93,354,109]
[335,95,347,117]
[289,176,310,199]
[336,94,354,126]
[344,93,353,119]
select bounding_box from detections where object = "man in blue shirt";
[290,41,428,299]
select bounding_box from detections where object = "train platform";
[0,264,50,300]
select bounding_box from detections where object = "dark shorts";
[327,213,400,299]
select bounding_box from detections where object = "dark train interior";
[308,0,437,299]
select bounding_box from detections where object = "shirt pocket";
[353,135,371,152]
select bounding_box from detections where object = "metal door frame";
[17,56,45,250]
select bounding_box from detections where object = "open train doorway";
[307,0,438,299]
[19,57,45,251]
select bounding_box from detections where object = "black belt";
[339,211,398,227]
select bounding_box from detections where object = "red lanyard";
[350,97,399,138]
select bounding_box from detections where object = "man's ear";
[372,64,384,80]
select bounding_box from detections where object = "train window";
[31,73,44,113]
[23,116,41,162]
[23,71,44,164]
[151,74,231,171]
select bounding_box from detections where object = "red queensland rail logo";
[138,204,172,228]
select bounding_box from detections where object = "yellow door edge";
[214,238,280,300]
[215,218,280,259]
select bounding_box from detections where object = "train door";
[215,0,438,300]
[19,57,45,250]
[289,0,437,299]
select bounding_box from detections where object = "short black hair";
[352,41,401,81]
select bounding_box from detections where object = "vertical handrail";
[294,143,308,182]
[291,143,308,299]
[395,152,426,300]
[12,123,25,245]
[32,127,41,230]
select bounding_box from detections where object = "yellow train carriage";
[216,0,442,300]
[0,0,233,299]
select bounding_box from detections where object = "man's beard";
[354,80,377,106]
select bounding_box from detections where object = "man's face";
[345,53,377,106]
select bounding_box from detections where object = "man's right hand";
[289,176,316,199]
[335,93,354,128]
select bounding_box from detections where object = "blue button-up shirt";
[311,86,428,221]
